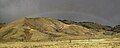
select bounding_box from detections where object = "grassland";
[0,39,120,48]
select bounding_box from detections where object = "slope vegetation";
[0,17,116,42]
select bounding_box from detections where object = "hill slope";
[0,17,115,42]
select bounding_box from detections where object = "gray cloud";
[0,0,120,26]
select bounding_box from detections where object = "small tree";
[69,39,72,43]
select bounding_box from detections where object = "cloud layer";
[0,0,120,26]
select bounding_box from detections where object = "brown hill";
[0,17,114,42]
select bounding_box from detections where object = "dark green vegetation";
[112,25,120,33]
[59,19,120,33]
[59,19,112,31]
[0,23,5,29]
[0,17,119,42]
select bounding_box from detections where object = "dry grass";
[0,39,120,48]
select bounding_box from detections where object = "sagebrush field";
[0,39,120,48]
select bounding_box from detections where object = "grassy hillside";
[0,17,119,42]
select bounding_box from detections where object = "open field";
[0,39,120,48]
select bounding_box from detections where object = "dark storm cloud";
[0,0,120,26]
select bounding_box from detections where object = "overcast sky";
[0,0,120,26]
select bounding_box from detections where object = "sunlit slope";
[0,17,114,41]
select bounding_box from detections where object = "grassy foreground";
[0,39,120,48]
